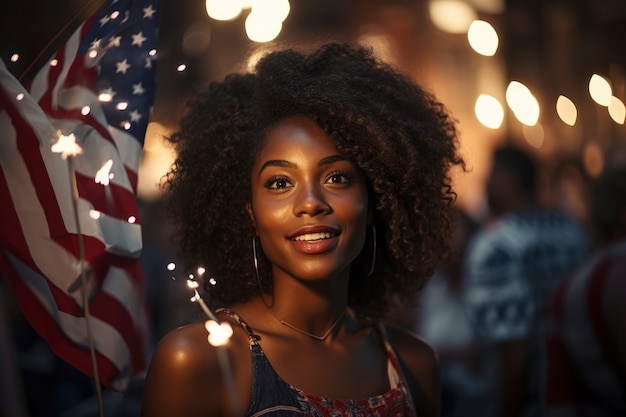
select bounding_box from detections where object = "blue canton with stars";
[78,0,159,144]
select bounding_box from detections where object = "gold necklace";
[270,310,346,341]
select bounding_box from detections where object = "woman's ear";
[246,202,256,228]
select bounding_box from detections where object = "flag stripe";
[0,252,130,390]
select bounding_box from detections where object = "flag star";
[99,14,111,26]
[122,10,129,23]
[91,38,102,49]
[132,82,145,95]
[131,32,147,47]
[108,35,122,48]
[145,57,153,69]
[143,5,156,19]
[129,110,142,122]
[116,59,131,74]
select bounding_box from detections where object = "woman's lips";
[288,227,340,254]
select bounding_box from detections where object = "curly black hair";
[163,42,465,320]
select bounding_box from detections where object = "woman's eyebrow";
[258,159,296,175]
[318,154,347,167]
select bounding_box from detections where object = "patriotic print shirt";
[219,309,417,417]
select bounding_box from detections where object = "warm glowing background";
[2,0,626,222]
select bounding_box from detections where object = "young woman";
[141,42,465,417]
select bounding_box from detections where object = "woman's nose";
[293,183,332,217]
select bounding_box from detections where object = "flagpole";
[18,0,105,83]
[68,157,105,417]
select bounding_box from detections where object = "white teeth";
[293,232,333,241]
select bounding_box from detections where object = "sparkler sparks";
[95,159,114,185]
[205,320,234,347]
[51,133,82,159]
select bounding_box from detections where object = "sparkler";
[51,132,104,417]
[169,263,243,416]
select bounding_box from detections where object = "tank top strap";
[215,308,261,347]
[374,322,416,412]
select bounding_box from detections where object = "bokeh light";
[582,141,604,178]
[428,0,477,34]
[244,0,290,42]
[522,122,544,149]
[506,81,540,126]
[608,96,626,124]
[467,20,499,56]
[556,95,577,126]
[245,11,282,42]
[475,94,504,129]
[588,74,612,106]
[182,22,212,57]
[205,0,243,21]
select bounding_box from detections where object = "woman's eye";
[325,171,352,185]
[265,177,291,190]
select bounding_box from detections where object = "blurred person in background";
[413,206,485,417]
[545,161,626,417]
[462,144,588,417]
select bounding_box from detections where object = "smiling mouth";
[292,232,337,242]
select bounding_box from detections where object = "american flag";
[0,0,159,391]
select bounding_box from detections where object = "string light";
[556,95,577,126]
[429,0,477,34]
[474,94,504,129]
[506,81,540,126]
[589,74,612,106]
[245,12,282,43]
[608,96,626,124]
[205,0,290,43]
[522,122,544,149]
[467,20,499,56]
[205,0,243,21]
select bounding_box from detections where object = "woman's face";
[250,116,369,283]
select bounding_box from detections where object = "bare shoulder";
[141,321,223,417]
[385,324,440,417]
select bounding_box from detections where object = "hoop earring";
[253,237,274,308]
[368,224,376,278]
[252,236,261,285]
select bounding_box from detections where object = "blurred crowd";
[2,141,625,417]
[405,143,626,417]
